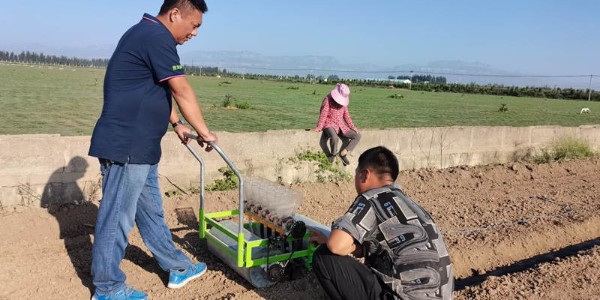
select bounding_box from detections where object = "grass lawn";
[1,62,599,136]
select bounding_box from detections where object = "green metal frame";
[199,208,317,269]
[185,139,317,273]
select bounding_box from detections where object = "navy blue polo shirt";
[89,14,185,164]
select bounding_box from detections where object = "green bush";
[533,136,596,163]
[206,166,239,191]
[222,94,233,107]
[222,94,251,109]
[235,101,251,109]
[289,150,351,182]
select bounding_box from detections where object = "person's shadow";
[41,156,160,293]
[41,156,97,291]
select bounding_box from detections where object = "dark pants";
[320,127,361,156]
[312,245,395,300]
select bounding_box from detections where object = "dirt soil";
[1,158,600,300]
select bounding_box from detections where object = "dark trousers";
[320,127,361,156]
[312,245,395,300]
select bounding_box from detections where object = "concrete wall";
[1,125,599,208]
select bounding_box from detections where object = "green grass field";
[1,62,599,136]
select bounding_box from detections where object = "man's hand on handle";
[196,131,218,152]
[174,124,193,144]
[182,131,218,152]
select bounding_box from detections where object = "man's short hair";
[159,0,208,15]
[357,146,399,181]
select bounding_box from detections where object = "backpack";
[360,186,454,299]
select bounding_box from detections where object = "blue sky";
[1,0,599,78]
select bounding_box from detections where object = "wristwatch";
[171,119,184,128]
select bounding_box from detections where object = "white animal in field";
[580,107,591,114]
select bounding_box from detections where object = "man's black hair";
[159,0,208,15]
[357,146,399,181]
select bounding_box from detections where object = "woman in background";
[313,83,361,166]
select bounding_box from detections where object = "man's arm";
[167,76,217,146]
[169,104,191,143]
[309,227,362,257]
[309,197,372,257]
[327,229,361,256]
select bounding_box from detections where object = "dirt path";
[1,158,599,299]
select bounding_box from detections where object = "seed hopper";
[184,136,330,288]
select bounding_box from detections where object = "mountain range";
[3,42,594,89]
[179,50,591,89]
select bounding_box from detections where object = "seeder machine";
[184,136,330,288]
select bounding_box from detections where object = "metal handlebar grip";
[183,132,245,235]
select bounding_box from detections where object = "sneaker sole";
[167,268,207,289]
[91,294,148,300]
[91,296,147,300]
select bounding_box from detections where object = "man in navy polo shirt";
[88,1,216,299]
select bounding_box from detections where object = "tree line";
[1,50,597,101]
[0,50,109,67]
[392,74,447,84]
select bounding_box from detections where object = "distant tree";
[327,74,339,81]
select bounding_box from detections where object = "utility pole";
[588,75,593,101]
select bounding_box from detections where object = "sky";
[1,0,599,85]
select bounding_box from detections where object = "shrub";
[206,166,239,191]
[222,94,251,109]
[235,101,251,109]
[222,94,233,107]
[289,150,351,182]
[532,136,596,163]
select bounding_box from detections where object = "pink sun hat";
[330,83,350,106]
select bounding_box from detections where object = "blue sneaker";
[91,285,147,300]
[168,262,207,289]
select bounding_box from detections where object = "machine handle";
[184,133,245,235]
[183,135,206,215]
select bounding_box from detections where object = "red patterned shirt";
[316,95,358,134]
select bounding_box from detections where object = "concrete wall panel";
[1,125,599,208]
